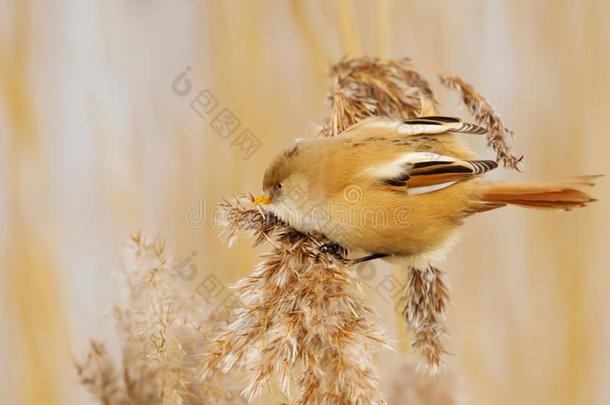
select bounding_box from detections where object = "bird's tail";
[478,175,601,211]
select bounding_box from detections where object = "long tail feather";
[480,175,601,211]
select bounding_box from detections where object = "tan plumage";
[256,116,599,260]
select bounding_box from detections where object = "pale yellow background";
[1,1,609,404]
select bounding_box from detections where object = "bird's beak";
[252,194,272,205]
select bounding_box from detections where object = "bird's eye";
[276,183,282,190]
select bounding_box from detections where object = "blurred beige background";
[1,0,609,404]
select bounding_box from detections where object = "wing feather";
[344,115,487,136]
[368,152,498,192]
[400,116,487,135]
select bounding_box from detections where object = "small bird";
[253,116,598,265]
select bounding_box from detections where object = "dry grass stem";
[439,74,522,169]
[205,197,388,404]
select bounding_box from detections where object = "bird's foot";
[318,242,390,265]
[318,242,349,263]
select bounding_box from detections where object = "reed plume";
[439,74,522,169]
[400,266,451,373]
[204,198,388,404]
[76,233,243,405]
[321,57,437,137]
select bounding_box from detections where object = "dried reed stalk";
[439,74,521,169]
[334,0,362,57]
[76,233,242,405]
[204,198,387,404]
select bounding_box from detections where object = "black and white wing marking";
[367,152,498,192]
[397,116,487,135]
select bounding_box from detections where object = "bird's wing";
[344,116,487,136]
[364,152,498,192]
[397,116,487,135]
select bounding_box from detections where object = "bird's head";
[253,142,313,227]
[255,143,302,204]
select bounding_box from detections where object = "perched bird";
[253,116,598,265]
